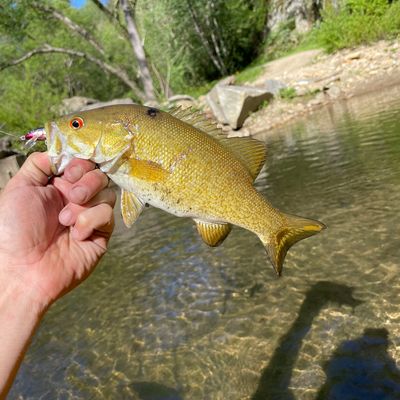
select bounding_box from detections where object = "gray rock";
[60,97,135,114]
[82,98,134,111]
[205,75,237,119]
[307,92,326,107]
[206,84,229,125]
[263,79,287,96]
[168,94,196,103]
[165,94,196,110]
[347,51,362,60]
[0,137,15,160]
[295,86,310,97]
[0,155,25,191]
[60,96,98,114]
[267,0,341,33]
[326,85,342,99]
[213,85,273,129]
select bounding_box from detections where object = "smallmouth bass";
[39,105,325,275]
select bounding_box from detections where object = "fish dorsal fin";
[121,189,145,228]
[169,106,226,139]
[194,219,232,247]
[218,136,266,180]
[169,107,266,180]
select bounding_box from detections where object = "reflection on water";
[10,85,400,399]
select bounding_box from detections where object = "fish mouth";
[45,121,73,175]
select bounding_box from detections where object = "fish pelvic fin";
[121,189,145,228]
[262,213,326,276]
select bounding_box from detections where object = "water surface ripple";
[11,86,400,399]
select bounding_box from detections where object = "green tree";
[136,0,268,92]
[0,0,158,133]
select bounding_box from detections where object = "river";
[10,85,400,399]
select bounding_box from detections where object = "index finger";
[13,152,52,187]
[63,159,96,184]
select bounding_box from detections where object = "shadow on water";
[251,281,361,400]
[316,328,400,400]
[131,381,183,400]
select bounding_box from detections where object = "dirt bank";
[235,40,400,137]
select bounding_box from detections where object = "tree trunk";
[0,44,146,102]
[119,0,156,103]
[185,1,227,76]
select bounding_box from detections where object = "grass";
[279,87,297,100]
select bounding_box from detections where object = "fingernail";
[59,208,72,225]
[68,166,84,182]
[71,186,87,203]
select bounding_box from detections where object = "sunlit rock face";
[266,0,340,34]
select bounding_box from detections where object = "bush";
[312,0,400,52]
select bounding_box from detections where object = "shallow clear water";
[11,86,400,400]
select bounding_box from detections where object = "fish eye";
[70,117,84,129]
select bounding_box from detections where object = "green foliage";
[312,0,400,52]
[279,87,297,100]
[0,66,62,134]
[136,0,268,92]
[0,0,135,132]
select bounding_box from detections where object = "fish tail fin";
[260,213,326,276]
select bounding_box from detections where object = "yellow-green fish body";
[46,104,325,275]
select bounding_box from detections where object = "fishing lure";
[0,126,46,149]
[20,128,46,149]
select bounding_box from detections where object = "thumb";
[15,152,53,187]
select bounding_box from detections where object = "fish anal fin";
[261,213,326,276]
[129,158,170,182]
[121,189,145,228]
[194,219,232,247]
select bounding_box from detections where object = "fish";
[36,104,325,276]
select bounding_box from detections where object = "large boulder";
[207,85,273,129]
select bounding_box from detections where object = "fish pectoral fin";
[129,158,170,182]
[194,219,232,247]
[121,189,145,228]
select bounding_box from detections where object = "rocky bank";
[224,40,400,137]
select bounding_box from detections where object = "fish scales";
[41,104,325,275]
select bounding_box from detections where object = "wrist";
[0,271,45,397]
[0,269,47,319]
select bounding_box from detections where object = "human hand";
[0,152,115,311]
